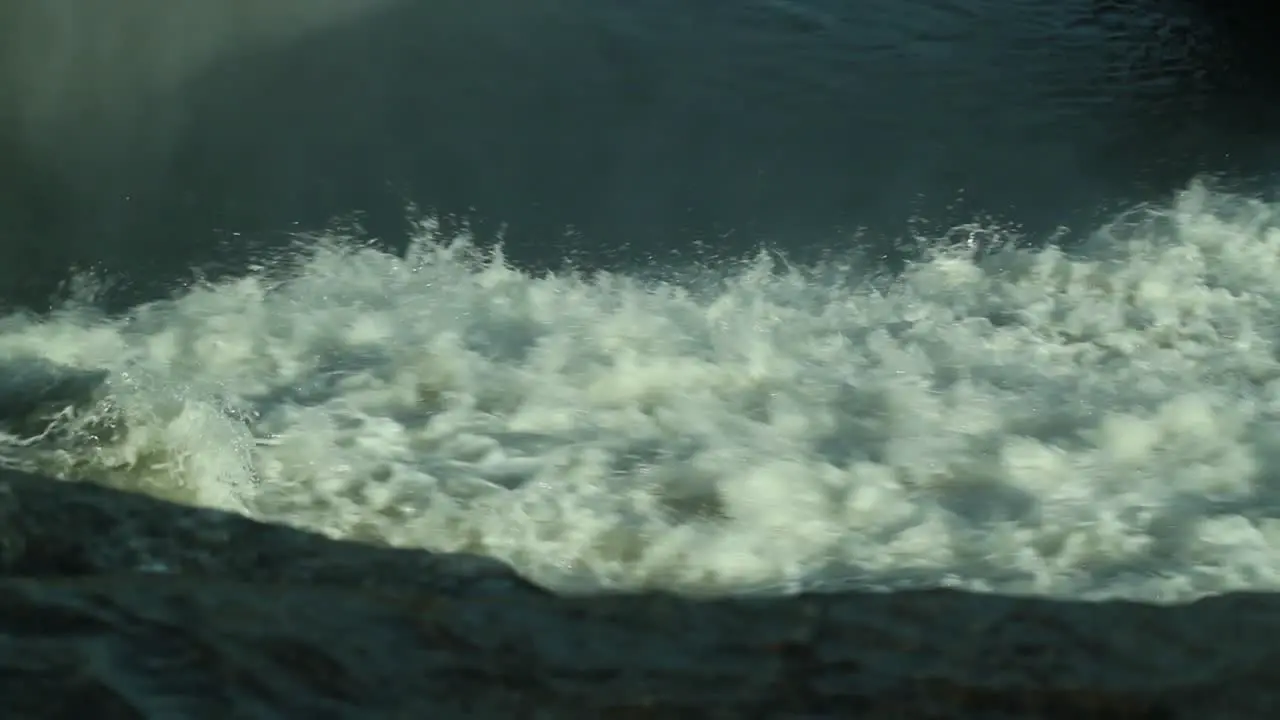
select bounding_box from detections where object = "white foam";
[6,182,1280,601]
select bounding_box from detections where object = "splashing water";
[4,183,1280,602]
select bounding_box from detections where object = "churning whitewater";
[3,182,1280,602]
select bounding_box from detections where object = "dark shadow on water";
[0,465,1273,715]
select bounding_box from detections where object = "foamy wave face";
[5,183,1280,601]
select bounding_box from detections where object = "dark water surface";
[2,0,1279,310]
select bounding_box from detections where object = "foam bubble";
[5,182,1280,601]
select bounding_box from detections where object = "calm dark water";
[2,0,1279,310]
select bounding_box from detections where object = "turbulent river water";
[3,0,1280,602]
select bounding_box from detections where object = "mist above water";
[2,0,1278,312]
